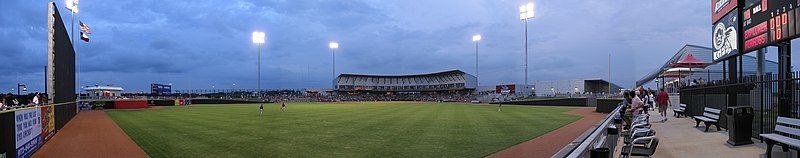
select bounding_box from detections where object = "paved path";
[32,110,148,158]
[616,110,797,158]
[488,108,606,158]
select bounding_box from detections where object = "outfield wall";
[0,102,76,158]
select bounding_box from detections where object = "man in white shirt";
[32,93,40,105]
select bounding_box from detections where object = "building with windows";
[535,79,622,96]
[84,85,124,97]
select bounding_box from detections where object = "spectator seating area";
[693,107,722,132]
[335,70,476,92]
[760,117,800,158]
[673,104,686,118]
[620,112,659,157]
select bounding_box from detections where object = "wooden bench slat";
[703,113,719,120]
[778,117,800,127]
[704,107,721,114]
[761,134,800,147]
[776,125,800,136]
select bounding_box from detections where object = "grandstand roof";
[339,70,470,78]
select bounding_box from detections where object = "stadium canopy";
[636,44,712,87]
[669,53,709,68]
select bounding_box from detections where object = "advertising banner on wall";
[713,9,740,62]
[712,0,739,23]
[496,85,516,94]
[41,106,55,140]
[15,108,42,158]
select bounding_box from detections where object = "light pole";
[519,2,535,90]
[252,31,265,96]
[329,42,339,89]
[66,0,79,99]
[472,35,481,90]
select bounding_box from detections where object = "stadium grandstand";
[334,70,477,92]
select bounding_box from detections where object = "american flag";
[79,21,91,34]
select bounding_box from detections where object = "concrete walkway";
[616,110,798,158]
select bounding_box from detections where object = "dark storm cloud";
[1,0,741,92]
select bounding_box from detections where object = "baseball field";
[106,102,580,157]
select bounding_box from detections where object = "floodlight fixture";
[472,35,482,42]
[329,42,339,49]
[252,31,265,44]
[519,2,535,20]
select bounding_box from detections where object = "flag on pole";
[80,32,90,42]
[79,21,91,34]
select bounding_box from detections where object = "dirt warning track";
[32,110,148,158]
[488,108,606,158]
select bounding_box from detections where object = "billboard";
[151,83,172,95]
[712,9,740,62]
[41,106,55,140]
[496,85,516,94]
[15,108,42,158]
[712,0,739,23]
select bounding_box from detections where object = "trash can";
[726,106,754,146]
[590,147,610,158]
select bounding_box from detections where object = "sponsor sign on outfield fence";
[14,108,42,158]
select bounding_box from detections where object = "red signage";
[744,21,769,51]
[712,0,739,23]
[496,85,516,94]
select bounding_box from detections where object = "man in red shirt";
[656,88,670,122]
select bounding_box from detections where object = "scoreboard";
[151,83,172,95]
[742,0,799,53]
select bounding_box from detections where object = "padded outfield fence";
[0,101,77,158]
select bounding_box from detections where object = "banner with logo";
[41,106,55,140]
[712,0,738,23]
[496,85,516,94]
[712,9,740,62]
[15,108,42,158]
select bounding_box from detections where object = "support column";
[757,48,765,76]
[778,42,792,117]
[728,57,738,106]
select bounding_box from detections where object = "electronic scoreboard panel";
[742,0,800,53]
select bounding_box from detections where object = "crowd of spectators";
[316,92,476,102]
[1,92,45,111]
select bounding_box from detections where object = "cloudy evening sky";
[2,0,795,92]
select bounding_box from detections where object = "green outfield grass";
[106,102,580,157]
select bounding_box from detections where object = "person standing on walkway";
[656,88,670,122]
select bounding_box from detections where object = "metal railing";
[679,72,800,139]
[553,104,622,157]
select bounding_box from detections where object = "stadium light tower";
[329,41,339,89]
[472,35,482,90]
[252,31,266,95]
[520,2,535,92]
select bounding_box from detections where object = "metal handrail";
[553,104,622,158]
[0,101,77,114]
